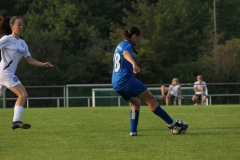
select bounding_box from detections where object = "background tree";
[17,0,98,85]
[200,38,240,82]
[109,0,213,83]
[1,0,240,85]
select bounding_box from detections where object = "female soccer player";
[111,26,188,136]
[0,12,53,130]
[160,78,184,106]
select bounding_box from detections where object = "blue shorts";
[116,78,147,101]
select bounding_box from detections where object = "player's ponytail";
[124,26,141,55]
[0,12,11,38]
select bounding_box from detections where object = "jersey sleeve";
[122,43,132,54]
[0,35,10,49]
[22,40,31,58]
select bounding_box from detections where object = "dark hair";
[0,12,11,38]
[0,12,20,38]
[124,26,141,54]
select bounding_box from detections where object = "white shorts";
[0,72,21,97]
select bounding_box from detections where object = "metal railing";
[1,83,240,108]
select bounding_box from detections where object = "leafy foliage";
[1,0,240,85]
[201,38,240,82]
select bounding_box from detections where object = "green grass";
[0,105,240,160]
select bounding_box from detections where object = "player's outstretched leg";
[152,105,188,131]
[152,105,173,124]
[138,89,189,131]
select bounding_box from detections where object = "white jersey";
[0,35,31,74]
[194,81,207,94]
[169,84,181,97]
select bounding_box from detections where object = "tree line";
[1,0,240,85]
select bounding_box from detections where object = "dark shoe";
[12,121,31,130]
[168,119,188,131]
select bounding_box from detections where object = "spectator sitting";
[160,78,184,106]
[192,75,207,105]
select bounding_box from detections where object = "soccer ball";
[171,119,188,135]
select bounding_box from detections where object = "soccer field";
[0,105,239,160]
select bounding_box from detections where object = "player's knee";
[131,102,141,109]
[143,94,156,106]
[149,96,158,106]
[131,105,140,110]
[19,92,28,99]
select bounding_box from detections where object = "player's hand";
[133,63,140,74]
[179,96,184,99]
[43,62,54,67]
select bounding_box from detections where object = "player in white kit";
[0,12,53,129]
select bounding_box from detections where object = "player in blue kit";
[0,12,53,130]
[112,26,188,136]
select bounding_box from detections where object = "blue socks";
[152,105,173,124]
[130,110,139,132]
[130,106,173,132]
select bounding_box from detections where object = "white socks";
[13,106,23,122]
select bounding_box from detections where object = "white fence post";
[3,91,6,108]
[57,98,59,108]
[118,97,121,107]
[27,99,29,108]
[63,86,66,108]
[92,89,95,107]
[88,98,90,107]
[66,86,69,108]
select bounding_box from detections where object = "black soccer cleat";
[12,121,31,130]
[168,120,188,131]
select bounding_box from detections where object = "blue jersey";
[112,41,135,91]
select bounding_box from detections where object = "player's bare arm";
[179,88,184,99]
[123,51,140,74]
[26,56,54,67]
